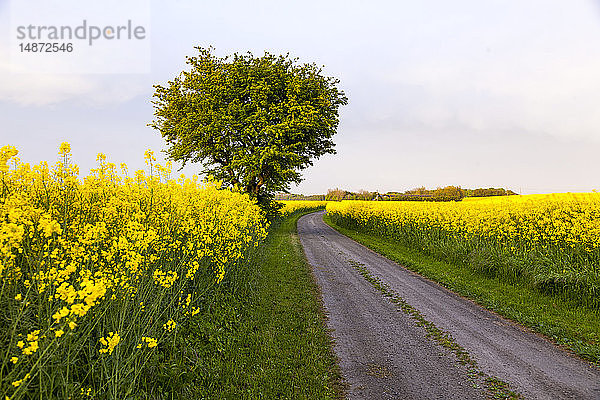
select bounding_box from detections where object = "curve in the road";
[298,211,600,400]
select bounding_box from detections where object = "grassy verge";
[148,211,343,399]
[323,214,600,366]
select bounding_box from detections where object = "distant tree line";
[275,193,326,201]
[385,186,517,202]
[394,186,465,201]
[466,188,518,197]
[277,186,517,202]
[325,188,374,201]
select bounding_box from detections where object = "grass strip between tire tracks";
[344,257,521,400]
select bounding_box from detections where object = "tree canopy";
[150,47,347,207]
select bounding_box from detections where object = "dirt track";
[298,211,600,400]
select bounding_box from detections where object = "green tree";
[150,47,347,210]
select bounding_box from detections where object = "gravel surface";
[298,211,600,400]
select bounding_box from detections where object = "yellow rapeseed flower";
[11,373,30,387]
[99,332,120,354]
[58,142,71,156]
[163,319,176,332]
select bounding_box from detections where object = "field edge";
[185,210,345,398]
[322,212,600,366]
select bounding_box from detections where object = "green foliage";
[396,186,465,201]
[150,46,348,206]
[325,188,375,201]
[275,193,326,201]
[466,187,519,197]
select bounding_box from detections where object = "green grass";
[323,214,600,366]
[146,211,344,399]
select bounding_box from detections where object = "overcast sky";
[2,0,600,195]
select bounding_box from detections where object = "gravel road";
[297,211,600,400]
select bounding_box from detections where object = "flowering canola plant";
[327,195,600,306]
[0,144,268,398]
[279,201,328,217]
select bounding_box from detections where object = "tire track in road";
[298,211,600,400]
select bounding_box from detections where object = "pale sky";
[2,0,600,195]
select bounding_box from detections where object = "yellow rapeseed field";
[327,195,600,306]
[0,144,268,398]
[279,201,328,217]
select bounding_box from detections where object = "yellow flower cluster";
[11,373,30,388]
[163,319,176,332]
[0,143,269,397]
[99,332,121,354]
[19,330,40,355]
[279,201,328,217]
[0,145,18,173]
[137,336,158,349]
[153,269,178,288]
